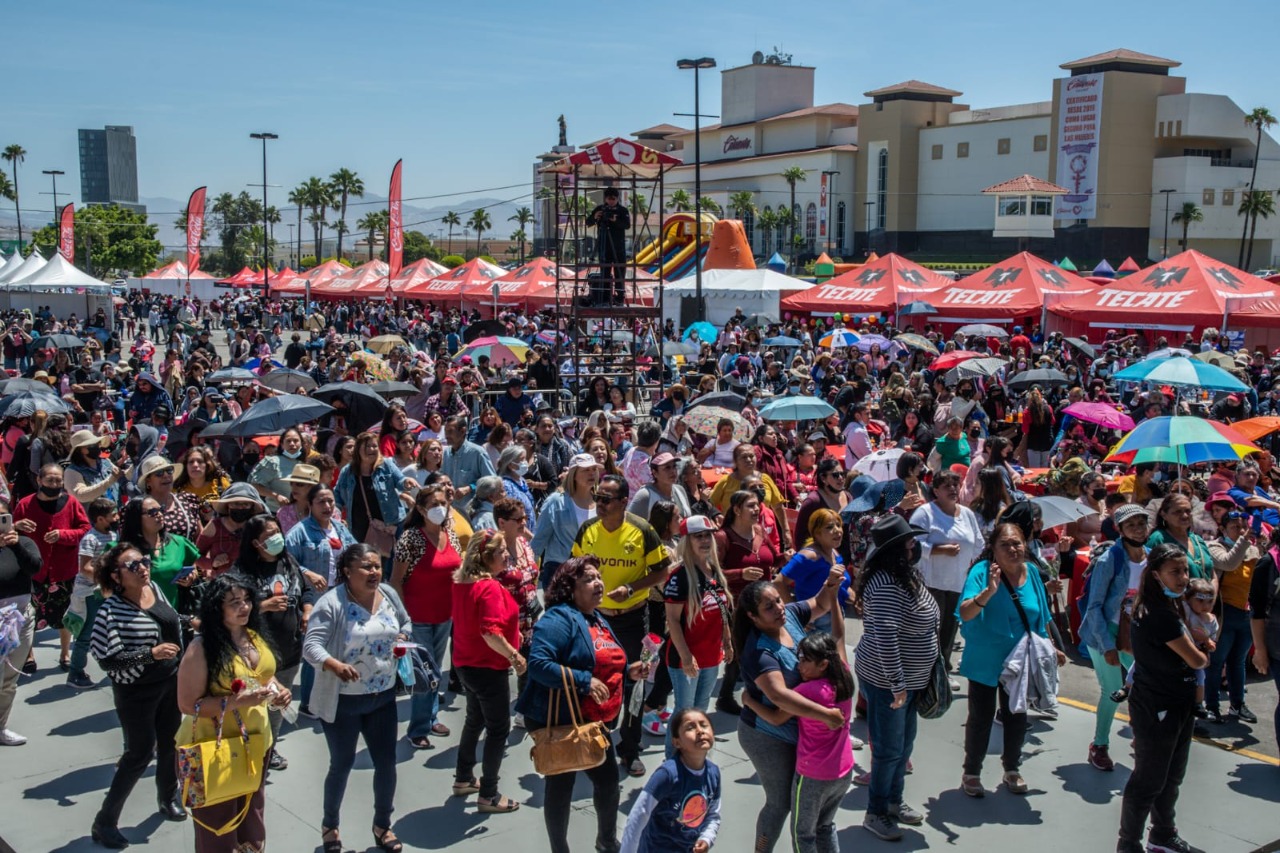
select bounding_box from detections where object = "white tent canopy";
[0,251,46,284]
[660,268,812,329]
[9,253,110,290]
[0,252,18,276]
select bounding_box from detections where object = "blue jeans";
[1205,604,1251,711]
[320,688,398,830]
[664,663,719,757]
[69,593,104,676]
[408,620,451,739]
[862,681,920,816]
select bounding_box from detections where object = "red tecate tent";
[383,258,449,295]
[780,253,951,315]
[273,260,350,296]
[470,257,576,308]
[312,260,389,300]
[142,261,216,280]
[927,252,1093,324]
[218,267,260,287]
[404,257,504,302]
[1048,250,1278,331]
[1117,256,1142,276]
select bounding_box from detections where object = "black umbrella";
[219,395,334,438]
[687,389,747,413]
[369,380,419,399]
[0,377,62,396]
[745,313,779,328]
[898,300,938,317]
[1007,368,1068,391]
[0,390,73,418]
[207,367,259,385]
[29,333,85,351]
[259,369,318,394]
[312,381,390,433]
[1065,337,1096,359]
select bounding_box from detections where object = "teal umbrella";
[1111,356,1247,392]
[758,395,837,422]
[683,321,717,343]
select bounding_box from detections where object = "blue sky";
[4,0,1277,227]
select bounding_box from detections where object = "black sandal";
[321,827,342,853]
[372,825,403,852]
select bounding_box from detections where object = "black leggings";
[543,738,620,853]
[455,666,512,800]
[98,676,182,827]
[645,599,672,709]
[1119,689,1195,844]
[963,680,1028,776]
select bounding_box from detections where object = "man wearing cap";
[494,376,536,428]
[590,187,630,304]
[190,387,232,426]
[1210,391,1249,424]
[442,415,497,511]
[422,373,468,423]
[627,452,691,520]
[195,482,267,576]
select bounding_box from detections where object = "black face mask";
[908,543,922,566]
[1091,489,1107,501]
[228,506,257,523]
[38,485,62,499]
[1121,536,1147,549]
[85,446,103,460]
[125,442,139,459]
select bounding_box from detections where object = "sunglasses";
[1224,511,1249,522]
[1192,593,1215,602]
[592,492,619,504]
[143,508,164,518]
[121,557,153,574]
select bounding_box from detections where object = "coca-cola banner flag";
[186,186,207,273]
[58,204,74,263]
[388,160,404,280]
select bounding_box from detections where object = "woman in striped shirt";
[88,543,186,849]
[852,515,940,842]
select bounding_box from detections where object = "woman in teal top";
[933,416,971,471]
[1144,492,1214,581]
[956,521,1058,798]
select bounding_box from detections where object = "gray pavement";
[3,619,1279,853]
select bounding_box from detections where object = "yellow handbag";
[176,698,268,836]
[529,666,611,776]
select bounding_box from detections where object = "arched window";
[743,206,755,250]
[836,201,847,255]
[876,150,888,230]
[805,203,818,252]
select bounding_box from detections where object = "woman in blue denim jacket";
[529,454,600,588]
[334,433,416,543]
[284,485,358,588]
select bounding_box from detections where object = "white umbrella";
[1032,495,1099,530]
[851,448,905,482]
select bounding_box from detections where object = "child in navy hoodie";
[619,708,721,853]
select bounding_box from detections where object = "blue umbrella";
[244,357,285,371]
[764,336,802,347]
[899,300,938,317]
[1111,356,1247,392]
[219,394,334,438]
[682,321,718,343]
[758,395,837,422]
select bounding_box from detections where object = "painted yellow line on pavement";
[1057,697,1280,767]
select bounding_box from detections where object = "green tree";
[774,206,795,257]
[441,211,461,256]
[2,144,25,246]
[1171,201,1203,251]
[728,190,756,221]
[468,208,491,257]
[757,207,778,254]
[0,172,13,204]
[441,253,466,268]
[357,209,389,261]
[402,230,443,264]
[698,196,723,217]
[209,191,265,271]
[235,224,276,267]
[781,166,807,272]
[508,207,533,262]
[1238,107,1277,268]
[29,204,162,275]
[667,189,692,212]
[328,168,364,261]
[298,177,335,263]
[509,229,528,260]
[1239,190,1277,271]
[287,183,309,267]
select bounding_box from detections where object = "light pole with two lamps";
[249,132,278,297]
[676,56,716,322]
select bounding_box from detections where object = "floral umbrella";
[453,335,530,367]
[681,405,752,442]
[347,352,395,382]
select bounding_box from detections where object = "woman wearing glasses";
[119,495,201,612]
[88,544,186,849]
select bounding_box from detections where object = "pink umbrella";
[1063,401,1135,431]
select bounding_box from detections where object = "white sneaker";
[512,713,525,729]
[0,729,27,746]
[850,735,865,750]
[949,679,961,692]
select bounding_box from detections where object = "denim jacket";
[334,459,407,527]
[514,603,620,727]
[284,515,357,584]
[1078,541,1144,655]
[530,490,585,568]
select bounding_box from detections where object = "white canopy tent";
[660,268,812,329]
[0,251,46,284]
[0,252,18,277]
[130,261,220,300]
[9,253,110,289]
[0,254,114,326]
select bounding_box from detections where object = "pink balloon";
[826,316,834,326]
[783,312,792,320]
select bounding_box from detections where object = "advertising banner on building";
[185,187,206,274]
[1055,72,1104,220]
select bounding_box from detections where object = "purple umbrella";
[853,334,893,353]
[1063,401,1135,431]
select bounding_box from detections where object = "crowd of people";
[0,290,1278,853]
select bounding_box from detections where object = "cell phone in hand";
[0,513,11,536]
[173,565,199,583]
[1252,513,1264,536]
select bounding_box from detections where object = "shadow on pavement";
[46,812,164,853]
[1051,761,1128,805]
[1228,763,1280,803]
[23,761,122,806]
[922,786,1044,844]
[394,797,493,849]
[48,709,120,738]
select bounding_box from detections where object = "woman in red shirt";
[450,529,525,814]
[753,424,798,505]
[390,485,462,750]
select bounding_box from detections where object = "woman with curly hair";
[174,445,231,506]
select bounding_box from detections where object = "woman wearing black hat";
[852,515,939,841]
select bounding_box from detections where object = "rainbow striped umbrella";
[453,335,530,366]
[1104,416,1258,466]
[818,329,860,348]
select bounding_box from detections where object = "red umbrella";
[932,350,983,371]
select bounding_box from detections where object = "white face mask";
[516,462,529,477]
[425,505,449,525]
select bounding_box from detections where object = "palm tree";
[757,208,778,255]
[1172,201,1203,251]
[300,177,334,262]
[728,190,756,221]
[328,168,364,261]
[1238,107,1277,268]
[509,229,528,260]
[2,144,25,246]
[698,196,723,217]
[1239,190,1277,271]
[667,189,692,212]
[0,172,13,205]
[441,211,461,256]
[288,183,308,267]
[468,208,491,257]
[357,210,389,261]
[508,207,533,262]
[774,206,796,257]
[782,167,807,272]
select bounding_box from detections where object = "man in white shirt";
[843,402,873,462]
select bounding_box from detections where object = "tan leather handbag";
[529,666,610,776]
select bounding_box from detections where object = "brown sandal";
[372,825,402,852]
[477,794,520,814]
[451,778,479,797]
[321,827,342,853]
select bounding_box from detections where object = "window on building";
[1033,134,1048,152]
[1158,121,1165,137]
[1203,189,1215,206]
[836,201,847,254]
[743,206,755,249]
[956,142,969,159]
[805,203,818,252]
[999,198,1027,217]
[1031,196,1053,216]
[876,150,888,230]
[997,138,1011,155]
[1222,189,1235,207]
[931,144,943,160]
[1175,120,1183,136]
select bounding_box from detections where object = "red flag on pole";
[186,186,207,274]
[388,159,404,281]
[58,204,74,263]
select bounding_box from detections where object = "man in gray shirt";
[442,415,496,510]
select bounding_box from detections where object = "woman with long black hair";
[1116,543,1208,853]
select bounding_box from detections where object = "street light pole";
[1159,188,1176,259]
[822,170,839,257]
[250,132,278,298]
[677,57,716,322]
[41,169,65,228]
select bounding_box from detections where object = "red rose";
[393,645,407,659]
[230,678,246,694]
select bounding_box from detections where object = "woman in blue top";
[731,578,846,853]
[777,508,847,635]
[334,433,415,546]
[957,521,1063,798]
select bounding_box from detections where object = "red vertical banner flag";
[58,204,75,263]
[388,159,404,281]
[186,186,207,274]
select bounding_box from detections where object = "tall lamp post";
[677,57,716,321]
[1159,188,1176,259]
[821,170,839,257]
[249,132,278,297]
[41,169,65,231]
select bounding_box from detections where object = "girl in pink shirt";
[790,633,854,853]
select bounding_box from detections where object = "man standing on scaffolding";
[591,187,631,305]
